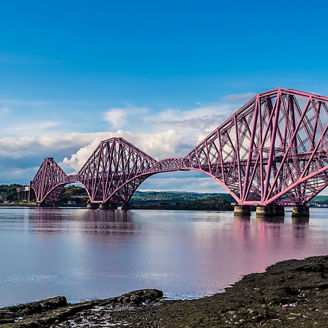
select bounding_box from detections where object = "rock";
[0,296,67,324]
[122,297,130,304]
[112,289,163,306]
[130,295,142,305]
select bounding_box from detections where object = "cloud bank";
[0,93,253,191]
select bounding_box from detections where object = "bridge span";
[30,88,328,216]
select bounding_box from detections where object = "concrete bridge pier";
[86,203,97,209]
[234,205,251,217]
[98,203,109,210]
[292,216,309,224]
[37,202,56,207]
[292,205,309,218]
[99,203,119,210]
[256,205,285,218]
[121,204,131,210]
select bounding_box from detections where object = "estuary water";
[0,207,328,307]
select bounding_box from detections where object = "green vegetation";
[131,191,234,202]
[310,195,328,205]
[0,184,234,210]
[130,191,233,210]
[58,186,88,205]
[0,184,22,201]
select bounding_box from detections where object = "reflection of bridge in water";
[31,89,328,218]
[31,208,132,236]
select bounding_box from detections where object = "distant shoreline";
[0,204,234,211]
[0,202,233,211]
[0,203,327,210]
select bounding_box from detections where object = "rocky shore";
[1,255,328,327]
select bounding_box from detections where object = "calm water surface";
[0,207,328,306]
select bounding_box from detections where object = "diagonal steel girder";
[31,88,328,206]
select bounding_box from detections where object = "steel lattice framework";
[31,158,68,204]
[31,88,328,206]
[31,138,184,205]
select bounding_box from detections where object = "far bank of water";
[0,207,328,307]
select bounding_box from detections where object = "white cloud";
[104,108,127,128]
[0,167,38,182]
[0,99,242,190]
[140,173,225,193]
[5,121,60,136]
[0,132,107,159]
[61,129,185,172]
[60,102,236,174]
[104,106,149,129]
[222,92,256,102]
[152,104,234,137]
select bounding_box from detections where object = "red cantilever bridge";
[31,88,328,209]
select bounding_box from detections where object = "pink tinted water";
[0,207,327,306]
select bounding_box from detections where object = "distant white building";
[17,186,30,202]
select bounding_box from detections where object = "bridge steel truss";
[30,88,328,207]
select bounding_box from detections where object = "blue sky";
[0,0,328,192]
